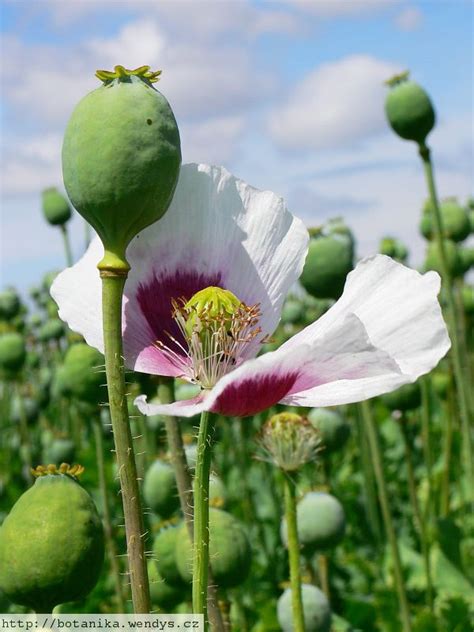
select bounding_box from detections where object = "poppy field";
[0,49,473,632]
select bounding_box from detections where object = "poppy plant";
[52,163,450,419]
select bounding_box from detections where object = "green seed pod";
[308,408,350,454]
[277,584,331,632]
[384,72,435,144]
[37,319,65,343]
[152,524,185,587]
[0,289,21,321]
[143,460,179,518]
[381,381,421,411]
[61,343,105,405]
[300,231,353,300]
[420,198,470,243]
[43,438,76,465]
[0,467,104,612]
[41,188,72,226]
[424,239,463,278]
[281,298,304,325]
[281,492,345,552]
[148,559,183,610]
[0,333,26,374]
[176,508,251,588]
[62,65,181,268]
[379,237,408,263]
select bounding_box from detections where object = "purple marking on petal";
[135,269,224,356]
[211,371,298,417]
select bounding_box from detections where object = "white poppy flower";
[51,163,450,418]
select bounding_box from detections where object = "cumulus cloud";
[267,54,401,151]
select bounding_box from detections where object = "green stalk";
[419,378,433,523]
[60,224,73,267]
[158,378,193,527]
[353,405,382,546]
[440,379,456,517]
[193,410,216,627]
[158,379,224,632]
[399,417,433,613]
[101,271,150,613]
[360,401,412,632]
[92,415,126,613]
[283,473,305,632]
[419,143,473,496]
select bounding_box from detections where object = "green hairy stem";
[101,271,151,613]
[283,474,306,632]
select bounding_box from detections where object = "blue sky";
[1,0,473,296]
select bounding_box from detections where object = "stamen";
[153,287,264,389]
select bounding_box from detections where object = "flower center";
[156,286,262,389]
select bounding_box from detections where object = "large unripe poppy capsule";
[384,71,435,144]
[0,465,104,613]
[62,65,181,268]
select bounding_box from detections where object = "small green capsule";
[175,508,251,588]
[143,460,179,519]
[379,237,408,263]
[420,198,470,243]
[60,343,105,405]
[41,188,72,226]
[37,319,65,343]
[277,584,331,632]
[300,229,353,300]
[62,65,181,267]
[0,289,21,321]
[281,492,345,552]
[152,524,186,588]
[0,333,26,374]
[385,72,435,144]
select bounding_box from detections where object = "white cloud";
[285,0,402,17]
[394,6,423,31]
[181,116,246,165]
[267,54,401,151]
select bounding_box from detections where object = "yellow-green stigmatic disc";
[0,472,104,613]
[62,66,181,267]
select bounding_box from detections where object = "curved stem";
[60,224,73,267]
[101,272,150,613]
[419,378,433,523]
[283,473,305,632]
[360,401,412,632]
[92,414,126,613]
[419,144,473,498]
[193,410,216,628]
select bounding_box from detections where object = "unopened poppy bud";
[261,412,321,472]
[41,187,72,226]
[385,71,435,144]
[62,65,181,271]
